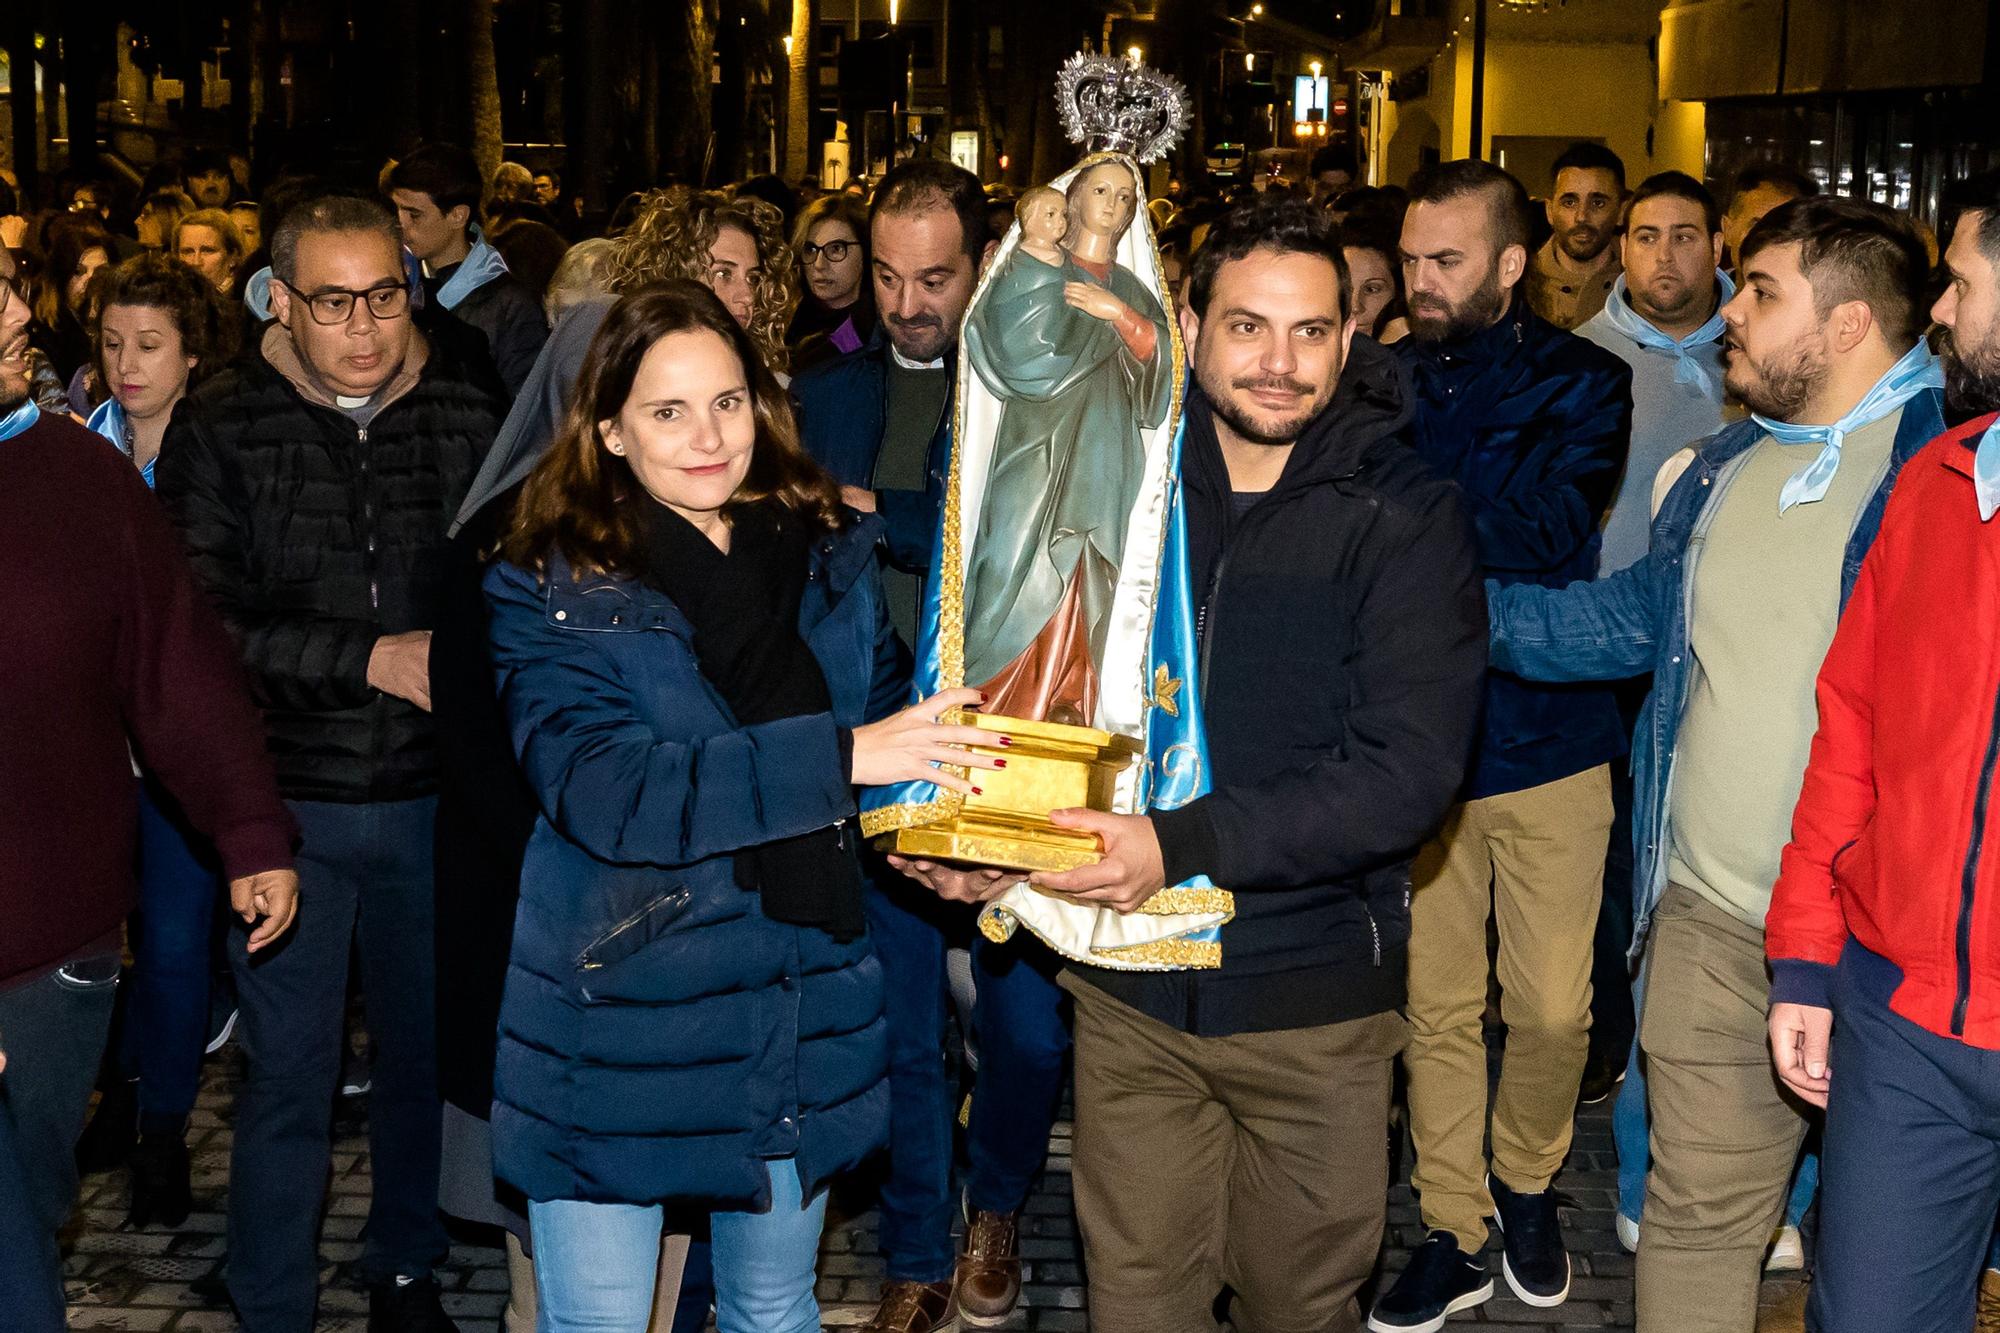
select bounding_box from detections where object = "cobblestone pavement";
[60,1048,1810,1330]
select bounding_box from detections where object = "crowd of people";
[0,126,1998,1333]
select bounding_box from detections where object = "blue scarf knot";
[1972,416,2000,523]
[1757,340,1945,515]
[1598,270,1733,397]
[0,397,40,442]
[433,227,512,312]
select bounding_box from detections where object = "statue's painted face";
[1070,163,1139,241]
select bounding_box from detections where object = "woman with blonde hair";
[172,208,248,293]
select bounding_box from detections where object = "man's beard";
[0,329,31,410]
[1727,333,1829,421]
[1197,361,1331,448]
[886,312,952,363]
[1943,325,2000,418]
[1558,223,1611,264]
[1407,267,1507,343]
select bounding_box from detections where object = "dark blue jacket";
[1395,293,1633,799]
[790,326,954,575]
[482,515,904,1209]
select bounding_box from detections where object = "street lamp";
[1244,51,1255,70]
[1127,44,1144,62]
[1251,4,1263,14]
[1309,58,1323,78]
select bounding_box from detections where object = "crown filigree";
[1055,51,1191,165]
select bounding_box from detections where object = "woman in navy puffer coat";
[484,281,995,1333]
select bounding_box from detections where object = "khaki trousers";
[1064,975,1406,1333]
[1634,883,1810,1333]
[1405,764,1612,1250]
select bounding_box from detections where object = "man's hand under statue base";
[1029,809,1166,914]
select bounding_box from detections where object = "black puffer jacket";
[1081,336,1488,1037]
[155,335,500,802]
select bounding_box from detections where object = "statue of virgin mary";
[861,52,1235,971]
[959,157,1176,725]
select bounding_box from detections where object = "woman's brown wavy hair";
[503,279,844,580]
[600,187,798,375]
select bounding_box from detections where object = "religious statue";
[861,52,1236,971]
[960,164,1176,725]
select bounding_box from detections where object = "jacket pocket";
[578,888,693,971]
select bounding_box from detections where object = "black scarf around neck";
[638,497,864,941]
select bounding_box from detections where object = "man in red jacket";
[0,265,297,1329]
[1768,169,2000,1333]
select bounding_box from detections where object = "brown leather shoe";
[861,1278,958,1333]
[953,1209,1022,1328]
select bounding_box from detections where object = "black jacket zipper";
[1954,680,2000,1035]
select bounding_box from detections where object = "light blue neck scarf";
[1971,415,2000,523]
[433,227,511,311]
[1598,270,1734,397]
[87,396,156,489]
[243,267,273,322]
[0,397,40,442]
[1759,340,1944,514]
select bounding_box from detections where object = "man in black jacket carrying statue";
[1026,199,1488,1333]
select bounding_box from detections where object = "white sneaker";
[1615,1212,1640,1254]
[1765,1224,1806,1272]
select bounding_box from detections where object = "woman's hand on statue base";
[1029,810,1166,915]
[850,688,1003,794]
[888,857,1025,904]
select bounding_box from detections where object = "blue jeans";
[0,953,121,1333]
[1809,944,2000,1333]
[864,874,1071,1283]
[118,781,222,1130]
[226,797,447,1331]
[530,1161,826,1333]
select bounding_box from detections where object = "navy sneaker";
[1489,1174,1571,1307]
[1367,1230,1494,1332]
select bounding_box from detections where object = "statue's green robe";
[960,249,1174,691]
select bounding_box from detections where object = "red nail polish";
[995,759,1008,769]
[998,737,1013,747]
[972,787,984,796]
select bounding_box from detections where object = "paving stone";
[63,1040,1828,1330]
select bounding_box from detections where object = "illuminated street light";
[1127,44,1144,62]
[1251,4,1263,14]
[782,33,794,54]
[1309,58,1323,78]
[1244,51,1255,70]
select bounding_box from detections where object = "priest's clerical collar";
[889,344,946,372]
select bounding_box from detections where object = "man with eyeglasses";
[156,193,503,1333]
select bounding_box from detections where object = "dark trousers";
[227,796,447,1332]
[1808,944,2000,1333]
[864,874,1072,1283]
[118,780,223,1130]
[1065,974,1405,1333]
[0,953,121,1333]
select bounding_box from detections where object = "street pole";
[1468,0,1486,161]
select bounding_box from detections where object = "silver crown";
[1054,51,1191,165]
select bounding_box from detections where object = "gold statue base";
[875,711,1144,873]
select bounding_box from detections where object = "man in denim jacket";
[1484,198,1944,1333]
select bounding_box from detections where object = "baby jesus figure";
[1014,186,1069,266]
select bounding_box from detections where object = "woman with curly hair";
[453,187,803,527]
[602,186,797,376]
[69,251,240,1231]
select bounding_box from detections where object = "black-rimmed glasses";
[800,239,856,265]
[279,279,411,326]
